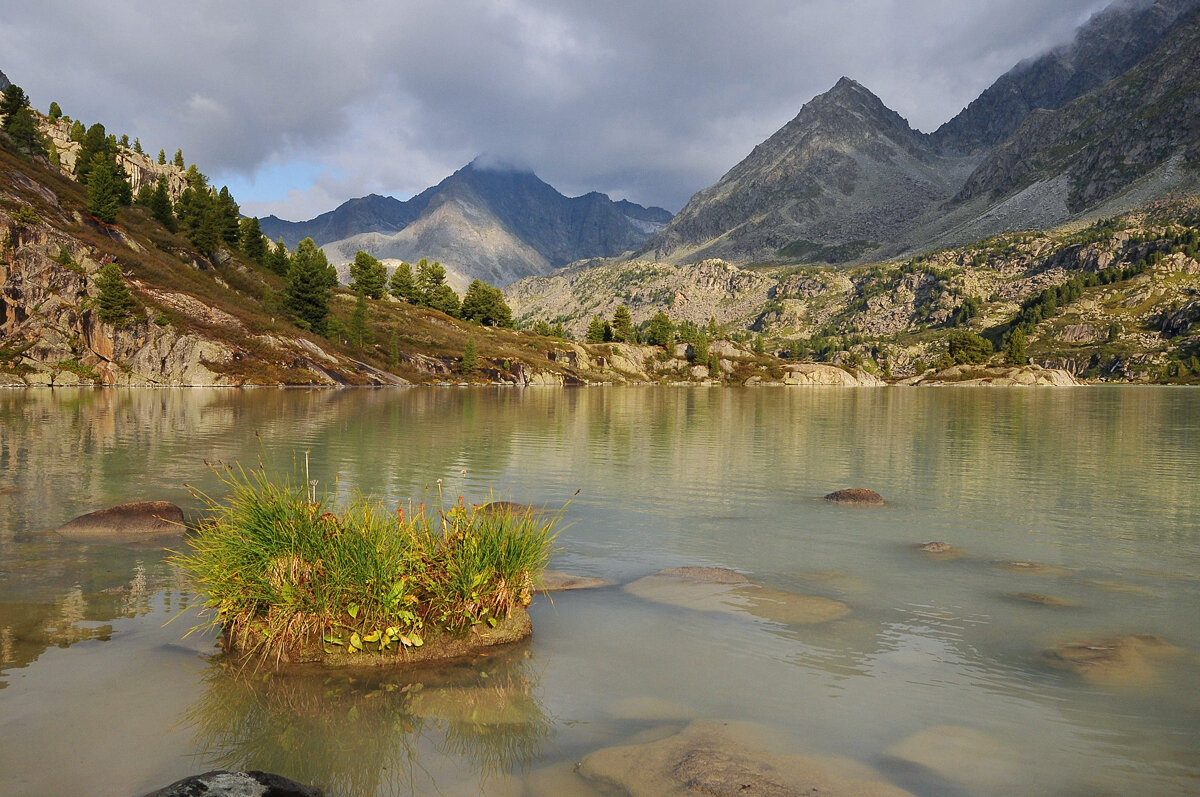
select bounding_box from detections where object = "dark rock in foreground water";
[824,488,884,505]
[56,500,184,540]
[918,541,956,555]
[478,501,540,516]
[142,770,321,797]
[1004,592,1077,608]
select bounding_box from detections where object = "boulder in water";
[142,770,321,797]
[478,501,539,517]
[824,488,884,505]
[56,501,184,540]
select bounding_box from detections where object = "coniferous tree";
[427,283,460,317]
[283,238,336,334]
[238,216,266,263]
[119,134,129,148]
[94,262,135,324]
[646,312,674,347]
[414,258,447,305]
[173,149,185,168]
[0,85,29,124]
[47,101,62,121]
[148,175,176,230]
[1005,328,1027,365]
[215,186,240,246]
[74,123,111,183]
[157,149,166,165]
[460,278,513,326]
[611,305,633,342]
[586,315,610,343]
[388,261,417,302]
[132,137,143,154]
[266,238,290,276]
[349,290,371,348]
[461,337,478,374]
[4,108,46,156]
[86,157,125,223]
[69,120,86,143]
[349,250,387,299]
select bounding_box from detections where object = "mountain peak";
[465,154,538,176]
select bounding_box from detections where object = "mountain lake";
[0,385,1197,796]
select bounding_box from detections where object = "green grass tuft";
[175,463,559,664]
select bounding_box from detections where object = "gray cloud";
[0,0,1108,218]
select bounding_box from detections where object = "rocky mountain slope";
[931,0,1200,154]
[0,129,779,388]
[511,202,1200,382]
[953,6,1200,212]
[261,161,671,289]
[640,78,975,266]
[640,0,1200,267]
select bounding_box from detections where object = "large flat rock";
[625,568,851,625]
[579,719,915,796]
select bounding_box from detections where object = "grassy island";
[176,465,558,665]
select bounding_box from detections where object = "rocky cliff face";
[639,78,975,265]
[953,6,1200,212]
[932,0,1200,154]
[39,116,190,202]
[262,161,672,288]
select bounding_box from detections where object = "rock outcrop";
[903,364,1079,386]
[782,363,884,386]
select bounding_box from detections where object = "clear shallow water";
[0,386,1197,796]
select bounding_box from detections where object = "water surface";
[0,386,1197,795]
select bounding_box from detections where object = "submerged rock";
[657,566,750,584]
[625,568,851,625]
[142,770,321,797]
[1043,634,1182,685]
[884,725,1026,793]
[579,719,916,796]
[478,501,540,517]
[55,501,184,540]
[997,560,1071,577]
[917,541,958,557]
[536,569,612,591]
[1004,592,1078,608]
[824,488,884,505]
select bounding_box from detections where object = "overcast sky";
[1,0,1109,219]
